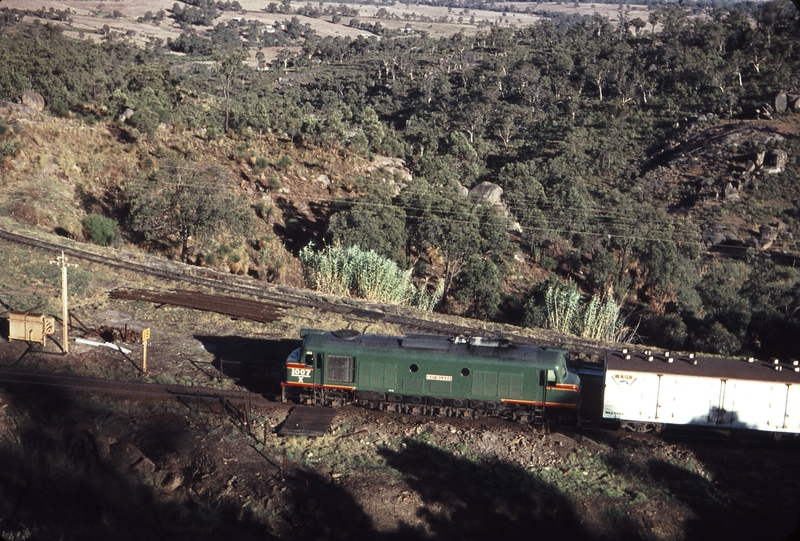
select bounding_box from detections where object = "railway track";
[1,368,789,448]
[0,226,610,356]
[0,369,273,415]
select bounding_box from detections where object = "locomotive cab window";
[327,355,354,383]
[304,351,314,366]
[540,370,557,386]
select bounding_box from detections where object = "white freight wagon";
[601,350,800,434]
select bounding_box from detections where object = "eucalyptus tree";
[401,182,509,299]
[212,47,247,133]
[128,161,255,262]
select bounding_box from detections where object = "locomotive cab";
[537,348,581,412]
[282,347,318,401]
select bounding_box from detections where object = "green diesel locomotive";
[282,329,581,422]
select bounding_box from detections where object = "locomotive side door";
[539,369,557,405]
[315,352,324,385]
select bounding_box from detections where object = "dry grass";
[2,0,653,57]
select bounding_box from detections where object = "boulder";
[131,456,156,475]
[708,232,727,246]
[111,442,147,469]
[775,92,788,113]
[724,182,739,201]
[0,100,38,116]
[161,471,184,492]
[119,108,134,122]
[789,94,800,112]
[760,224,779,242]
[766,149,788,169]
[507,221,523,233]
[469,181,503,204]
[21,91,45,112]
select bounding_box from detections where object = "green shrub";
[82,214,117,246]
[254,202,273,220]
[254,157,269,169]
[128,108,160,136]
[299,243,442,310]
[0,140,19,158]
[526,278,626,341]
[580,295,622,341]
[545,281,582,335]
[691,321,741,356]
[202,252,217,265]
[50,101,69,117]
[540,256,558,271]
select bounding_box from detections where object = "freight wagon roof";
[302,330,566,367]
[606,350,800,384]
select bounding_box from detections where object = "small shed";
[8,312,55,346]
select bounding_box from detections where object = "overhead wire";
[120,166,793,254]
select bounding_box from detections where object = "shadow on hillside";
[271,197,329,255]
[193,335,300,394]
[376,439,599,541]
[598,434,800,541]
[13,377,790,541]
[281,437,701,541]
[646,448,800,541]
[0,383,278,541]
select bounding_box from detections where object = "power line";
[118,167,794,253]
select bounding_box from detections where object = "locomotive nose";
[286,348,301,364]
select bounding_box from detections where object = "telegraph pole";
[50,252,77,354]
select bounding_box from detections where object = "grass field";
[2,0,653,63]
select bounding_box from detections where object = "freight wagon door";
[785,384,800,432]
[719,380,781,430]
[656,376,721,425]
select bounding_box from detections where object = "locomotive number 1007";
[291,367,313,383]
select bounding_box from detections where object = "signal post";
[142,327,150,373]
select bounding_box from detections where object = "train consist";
[282,329,800,435]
